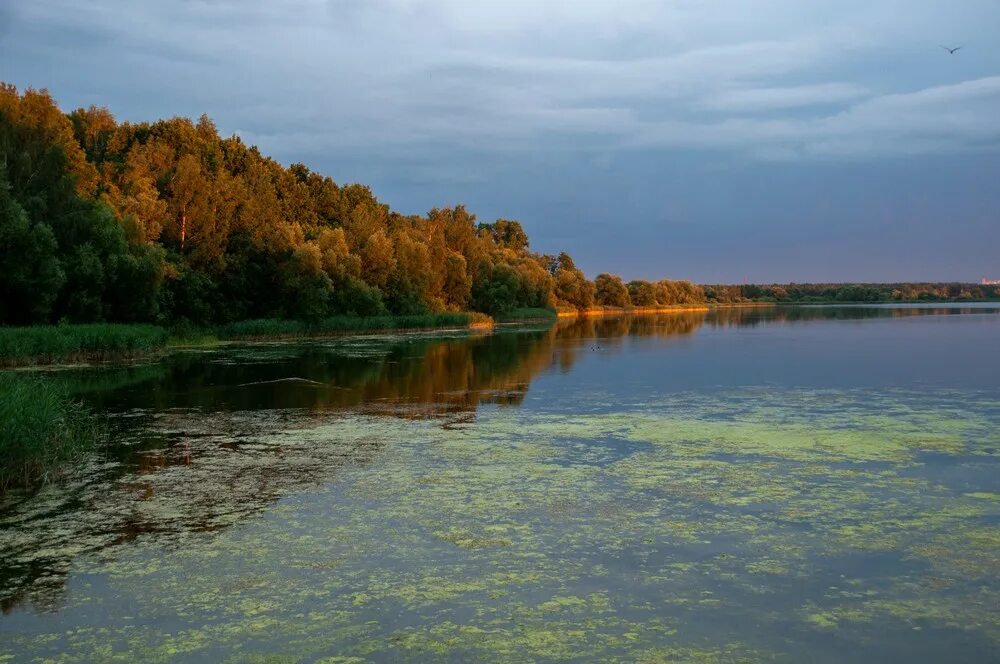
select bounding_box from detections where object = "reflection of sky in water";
[1,306,998,662]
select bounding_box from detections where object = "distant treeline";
[703,283,1000,304]
[0,84,705,327]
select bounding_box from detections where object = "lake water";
[1,305,998,662]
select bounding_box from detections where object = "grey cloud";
[9,0,996,161]
[701,83,871,112]
[625,77,1000,158]
[3,0,999,280]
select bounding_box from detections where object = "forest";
[0,84,708,328]
[2,84,993,332]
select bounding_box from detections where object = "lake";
[1,305,998,662]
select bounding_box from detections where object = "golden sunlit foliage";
[0,84,717,326]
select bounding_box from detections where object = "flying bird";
[940,45,962,54]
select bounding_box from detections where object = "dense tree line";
[704,282,1000,304]
[12,85,980,327]
[1,85,710,325]
[592,274,705,308]
[0,85,715,325]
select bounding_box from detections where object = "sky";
[2,0,999,283]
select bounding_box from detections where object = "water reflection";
[0,304,996,615]
[707,303,1000,327]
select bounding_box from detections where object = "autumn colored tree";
[627,280,657,307]
[594,273,630,307]
[552,252,594,310]
[0,82,726,327]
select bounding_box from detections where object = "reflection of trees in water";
[550,313,706,372]
[705,304,997,328]
[55,314,716,425]
[0,314,724,613]
[556,312,705,339]
[0,410,389,614]
[13,305,971,614]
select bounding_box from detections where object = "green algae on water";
[1,385,998,662]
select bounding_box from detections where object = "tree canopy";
[0,85,585,325]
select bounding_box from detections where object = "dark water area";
[1,305,998,662]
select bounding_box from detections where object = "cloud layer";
[2,0,999,280]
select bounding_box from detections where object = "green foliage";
[552,253,595,311]
[1,86,165,325]
[627,280,657,307]
[165,320,218,347]
[217,313,473,339]
[6,82,988,334]
[160,263,218,325]
[0,372,100,492]
[0,323,168,365]
[280,245,334,322]
[331,276,387,317]
[495,308,557,322]
[214,318,307,338]
[655,280,706,306]
[471,264,522,315]
[594,273,630,307]
[479,218,529,252]
[384,282,431,316]
[0,167,65,324]
[2,82,752,330]
[0,84,579,326]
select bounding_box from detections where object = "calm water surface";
[1,305,998,662]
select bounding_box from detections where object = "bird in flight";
[941,45,962,54]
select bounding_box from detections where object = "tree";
[627,280,657,307]
[480,218,529,252]
[0,168,64,323]
[331,276,385,317]
[595,273,630,307]
[553,253,594,310]
[441,250,472,310]
[317,227,361,281]
[167,153,206,252]
[280,243,332,321]
[471,264,521,315]
[5,83,719,328]
[360,230,396,289]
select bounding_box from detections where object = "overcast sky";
[3,0,999,282]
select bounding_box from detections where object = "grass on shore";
[0,312,503,365]
[0,372,101,493]
[0,324,168,366]
[217,313,476,340]
[495,307,557,323]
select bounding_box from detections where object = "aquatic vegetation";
[217,313,476,340]
[0,373,101,492]
[0,323,168,366]
[0,317,997,662]
[495,307,558,322]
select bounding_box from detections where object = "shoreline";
[557,306,712,318]
[5,299,996,368]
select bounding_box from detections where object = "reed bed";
[218,313,475,340]
[495,308,557,323]
[0,372,101,492]
[0,324,168,366]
